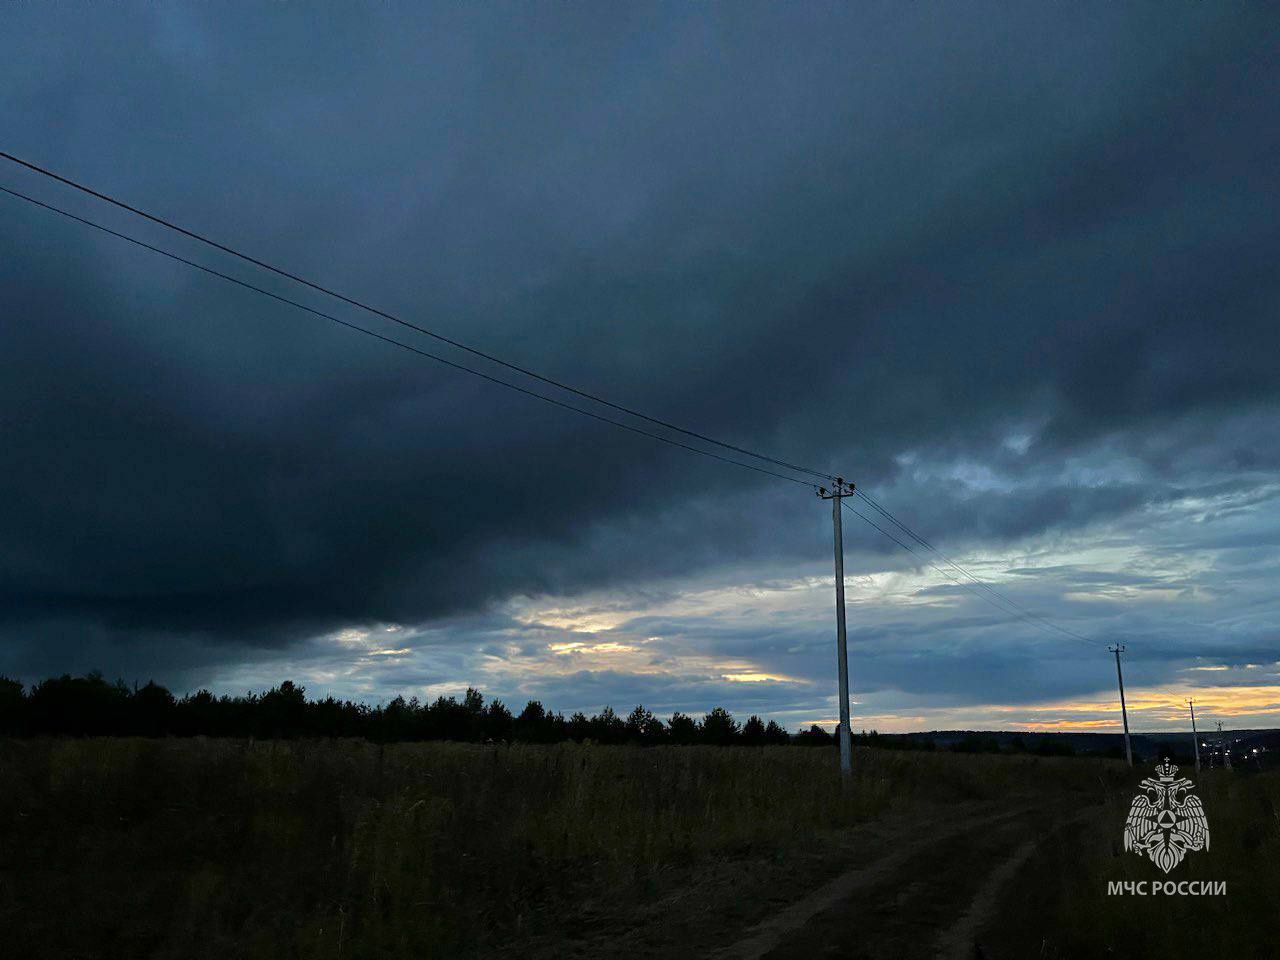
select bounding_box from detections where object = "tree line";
[0,674,1131,758]
[0,672,847,746]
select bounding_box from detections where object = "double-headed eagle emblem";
[1123,758,1210,873]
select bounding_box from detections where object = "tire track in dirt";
[930,837,1038,960]
[713,806,1045,960]
[931,807,1102,960]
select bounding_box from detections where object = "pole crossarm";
[817,478,856,501]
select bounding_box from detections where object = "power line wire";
[855,488,1096,643]
[840,499,1102,650]
[0,151,837,485]
[853,489,1103,647]
[0,176,1116,648]
[3,157,1214,740]
[0,160,1162,665]
[0,184,817,489]
[1121,656,1190,709]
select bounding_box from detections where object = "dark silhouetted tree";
[258,680,306,738]
[741,715,766,745]
[668,711,699,745]
[429,695,471,741]
[0,671,903,751]
[484,699,514,741]
[379,695,412,742]
[589,706,626,744]
[625,705,666,745]
[0,676,24,735]
[701,707,740,746]
[130,680,175,737]
[515,700,552,743]
[27,672,129,736]
[794,723,833,746]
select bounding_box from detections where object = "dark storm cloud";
[1,2,1278,698]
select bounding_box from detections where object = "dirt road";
[715,801,1086,960]
[514,797,1098,960]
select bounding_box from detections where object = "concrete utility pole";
[818,478,855,780]
[1187,699,1201,773]
[1110,645,1133,767]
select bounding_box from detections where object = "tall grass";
[0,737,1119,959]
[987,765,1280,958]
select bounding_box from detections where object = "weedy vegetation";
[982,764,1280,959]
[1,737,1122,959]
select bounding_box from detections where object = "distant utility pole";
[1109,645,1133,767]
[1187,699,1201,773]
[818,478,855,780]
[1217,720,1232,770]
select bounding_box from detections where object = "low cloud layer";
[1,4,1278,729]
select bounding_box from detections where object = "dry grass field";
[981,764,1280,959]
[0,738,1273,959]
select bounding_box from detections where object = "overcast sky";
[2,3,1278,732]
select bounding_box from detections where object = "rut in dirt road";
[713,805,1056,960]
[932,806,1103,960]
